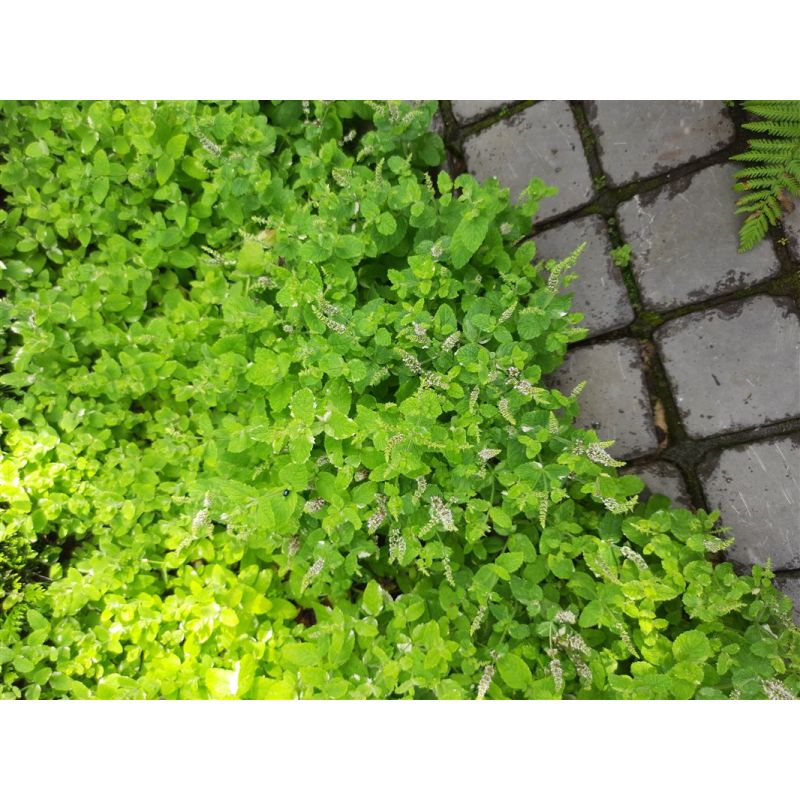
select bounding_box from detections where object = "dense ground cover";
[0,100,797,699]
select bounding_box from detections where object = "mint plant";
[0,100,797,699]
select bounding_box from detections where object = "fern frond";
[732,100,800,251]
[734,165,785,180]
[782,174,800,195]
[747,138,798,153]
[743,121,800,138]
[738,212,771,253]
[735,178,783,192]
[735,138,799,154]
[786,161,800,181]
[732,148,798,163]
[743,101,800,122]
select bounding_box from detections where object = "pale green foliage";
[0,101,797,700]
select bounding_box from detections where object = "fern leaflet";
[732,100,800,252]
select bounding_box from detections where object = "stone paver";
[626,461,691,507]
[587,100,736,185]
[699,434,800,570]
[535,215,635,337]
[451,100,513,124]
[463,102,593,220]
[618,164,781,311]
[655,295,800,438]
[784,204,800,262]
[773,574,800,625]
[548,339,658,459]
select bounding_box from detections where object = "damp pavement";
[433,100,800,621]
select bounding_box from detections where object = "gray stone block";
[618,164,781,311]
[535,215,634,337]
[774,574,800,626]
[587,100,735,185]
[464,102,593,220]
[547,339,659,459]
[783,204,800,262]
[655,295,800,438]
[625,461,691,507]
[699,434,800,570]
[452,100,514,124]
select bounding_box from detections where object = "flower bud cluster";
[476,662,496,700]
[300,557,325,593]
[367,501,387,534]
[430,495,455,531]
[384,433,404,463]
[441,331,461,352]
[470,605,487,637]
[620,545,648,571]
[388,528,406,564]
[498,398,516,426]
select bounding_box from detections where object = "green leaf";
[362,580,383,616]
[377,212,397,235]
[165,133,189,159]
[489,506,513,529]
[497,653,533,690]
[414,132,444,166]
[25,141,48,158]
[237,239,266,274]
[26,609,49,630]
[434,303,458,333]
[450,214,489,268]
[282,643,319,667]
[92,177,109,204]
[255,678,296,699]
[279,461,309,490]
[315,473,339,503]
[517,308,549,340]
[335,235,364,260]
[156,154,175,186]
[205,667,240,699]
[672,630,712,663]
[547,555,575,579]
[290,388,316,425]
[325,410,357,439]
[13,655,35,674]
[496,552,524,573]
[618,475,645,495]
[246,349,288,387]
[181,156,207,180]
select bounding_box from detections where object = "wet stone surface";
[655,295,800,438]
[784,204,800,262]
[700,434,800,570]
[463,101,593,220]
[548,339,658,459]
[625,461,691,508]
[587,100,736,185]
[535,215,635,337]
[618,164,781,311]
[451,100,514,124]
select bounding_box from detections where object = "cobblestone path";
[435,100,800,619]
